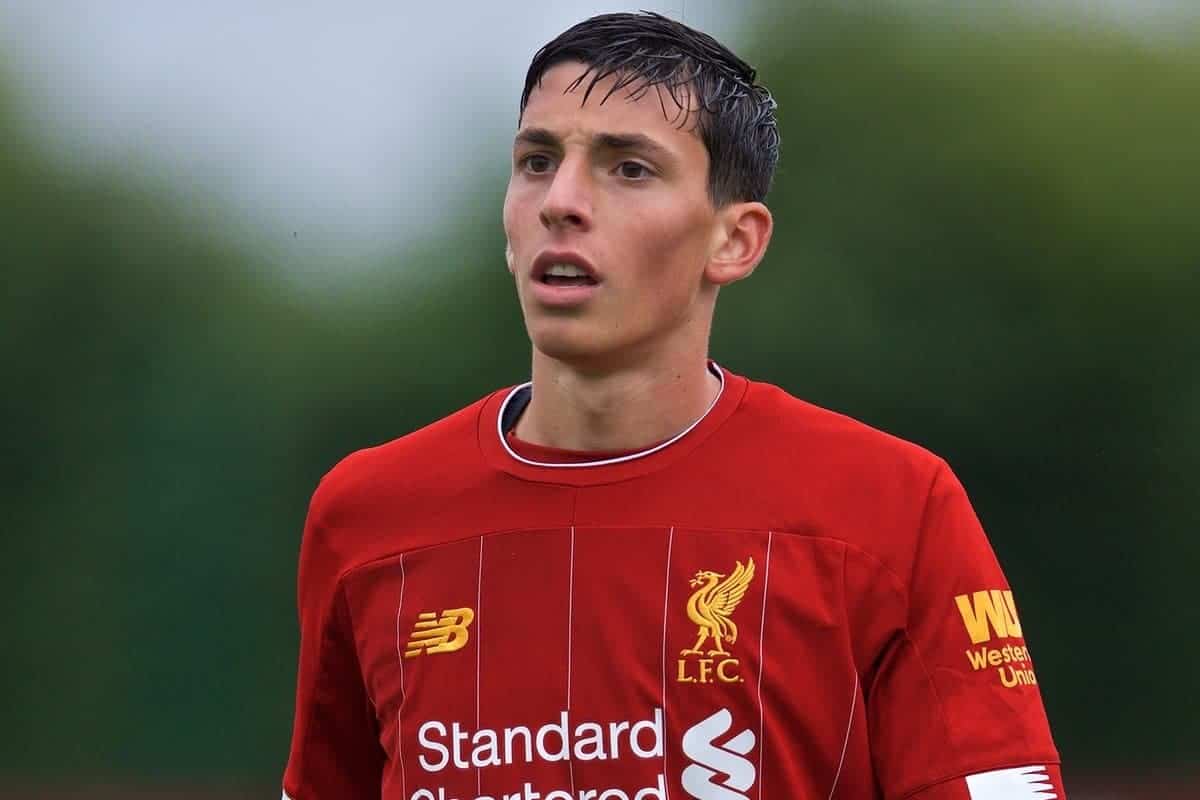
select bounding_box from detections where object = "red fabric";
[282,368,1063,800]
[505,429,656,463]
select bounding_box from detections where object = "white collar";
[496,363,726,469]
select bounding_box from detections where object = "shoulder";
[310,389,504,523]
[735,377,947,486]
[721,376,961,570]
[293,387,518,598]
[735,376,1007,600]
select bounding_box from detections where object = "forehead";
[520,61,705,157]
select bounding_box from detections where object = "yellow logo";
[954,589,1037,689]
[404,607,475,658]
[954,589,1023,644]
[677,558,755,684]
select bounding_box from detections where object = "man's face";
[503,61,720,368]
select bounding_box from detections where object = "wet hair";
[519,11,779,206]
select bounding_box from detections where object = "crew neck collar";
[477,363,748,486]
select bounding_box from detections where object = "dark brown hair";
[520,11,780,206]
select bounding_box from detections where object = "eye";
[617,161,653,180]
[520,154,554,175]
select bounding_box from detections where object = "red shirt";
[282,367,1064,800]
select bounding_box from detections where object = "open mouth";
[541,274,598,287]
[540,263,598,287]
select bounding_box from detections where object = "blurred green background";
[2,1,1197,796]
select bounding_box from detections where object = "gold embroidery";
[678,558,755,684]
[405,607,475,658]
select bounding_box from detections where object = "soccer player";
[282,12,1064,800]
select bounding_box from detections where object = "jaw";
[522,283,719,373]
[525,313,619,367]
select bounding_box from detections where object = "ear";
[704,201,773,286]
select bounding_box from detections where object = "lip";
[529,250,602,309]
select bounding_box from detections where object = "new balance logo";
[404,607,475,657]
[966,765,1057,800]
[955,589,1023,644]
[681,708,756,800]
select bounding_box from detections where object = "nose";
[539,156,592,232]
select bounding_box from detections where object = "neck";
[514,349,722,453]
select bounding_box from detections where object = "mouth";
[531,251,601,287]
[540,271,598,288]
[528,251,603,309]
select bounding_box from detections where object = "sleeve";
[281,478,386,799]
[864,460,1065,800]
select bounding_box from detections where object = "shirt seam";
[336,580,379,718]
[293,576,374,793]
[334,526,913,592]
[906,458,948,623]
[895,458,962,791]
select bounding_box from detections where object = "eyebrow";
[513,127,673,162]
[513,127,560,150]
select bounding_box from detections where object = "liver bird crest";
[681,557,756,656]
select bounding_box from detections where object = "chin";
[526,320,619,366]
[529,331,605,363]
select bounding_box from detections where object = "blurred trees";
[1,3,1196,785]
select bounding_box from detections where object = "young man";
[282,12,1064,800]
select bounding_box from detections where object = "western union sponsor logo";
[955,589,1039,689]
[954,589,1023,645]
[963,642,1040,689]
[964,643,1032,671]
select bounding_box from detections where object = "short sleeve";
[866,461,1065,800]
[281,482,385,799]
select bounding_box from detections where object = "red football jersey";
[282,367,1064,800]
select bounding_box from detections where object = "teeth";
[545,263,588,278]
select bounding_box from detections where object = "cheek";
[501,190,526,277]
[633,205,712,282]
[502,181,539,236]
[501,190,517,240]
[502,186,525,243]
